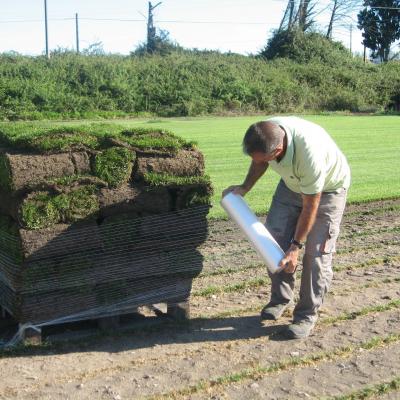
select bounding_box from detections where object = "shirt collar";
[270,124,294,168]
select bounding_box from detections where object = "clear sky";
[0,0,364,56]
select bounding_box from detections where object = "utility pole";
[75,13,80,53]
[44,0,49,58]
[147,1,162,53]
[349,24,353,55]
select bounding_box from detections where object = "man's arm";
[279,192,321,273]
[222,160,268,197]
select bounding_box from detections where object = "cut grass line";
[321,299,400,325]
[341,225,400,239]
[198,239,400,280]
[333,255,400,272]
[147,333,400,400]
[193,277,268,297]
[199,251,400,282]
[345,196,400,208]
[197,305,261,319]
[336,240,400,255]
[327,377,400,399]
[200,297,400,322]
[194,256,400,299]
[344,203,400,219]
[333,277,400,295]
[198,263,263,279]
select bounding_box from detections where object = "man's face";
[250,150,280,164]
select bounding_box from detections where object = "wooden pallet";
[1,298,191,346]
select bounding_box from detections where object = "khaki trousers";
[265,180,347,323]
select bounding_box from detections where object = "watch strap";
[290,238,303,249]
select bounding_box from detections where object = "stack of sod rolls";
[0,123,212,325]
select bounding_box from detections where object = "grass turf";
[1,115,399,218]
[0,123,193,153]
[106,115,400,218]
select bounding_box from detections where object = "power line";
[0,18,73,24]
[0,17,280,25]
[80,18,144,22]
[369,6,400,10]
[155,20,276,25]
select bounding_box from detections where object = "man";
[222,116,350,339]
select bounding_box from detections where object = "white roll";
[220,192,285,274]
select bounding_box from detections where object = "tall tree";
[278,0,297,32]
[357,0,400,62]
[278,0,319,32]
[326,0,363,38]
[296,0,318,31]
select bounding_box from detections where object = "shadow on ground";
[0,313,291,358]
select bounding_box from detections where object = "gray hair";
[242,121,285,155]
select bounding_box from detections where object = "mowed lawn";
[115,115,400,217]
[2,115,399,218]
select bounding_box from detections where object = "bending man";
[223,116,351,339]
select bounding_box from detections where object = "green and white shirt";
[267,116,351,195]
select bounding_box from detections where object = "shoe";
[285,320,315,339]
[260,302,293,321]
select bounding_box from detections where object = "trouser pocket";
[320,222,339,254]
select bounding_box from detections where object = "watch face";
[291,239,302,249]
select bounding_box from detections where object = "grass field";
[122,115,400,217]
[2,115,399,217]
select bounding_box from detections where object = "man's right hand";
[222,185,248,198]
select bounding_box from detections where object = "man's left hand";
[279,246,300,273]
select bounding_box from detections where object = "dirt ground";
[0,198,399,400]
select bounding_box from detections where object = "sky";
[0,0,365,56]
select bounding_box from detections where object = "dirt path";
[0,199,399,400]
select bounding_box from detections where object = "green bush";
[0,49,398,119]
[260,29,353,66]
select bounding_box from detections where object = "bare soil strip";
[0,199,399,400]
[186,340,400,400]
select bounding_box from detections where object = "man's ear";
[273,146,282,157]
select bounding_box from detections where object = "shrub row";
[0,51,399,120]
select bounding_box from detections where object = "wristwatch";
[290,238,304,249]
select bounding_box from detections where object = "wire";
[155,19,277,25]
[0,17,73,24]
[0,17,281,25]
[369,6,400,11]
[80,17,145,22]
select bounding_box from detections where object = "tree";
[82,41,105,56]
[278,0,297,32]
[132,29,182,56]
[260,29,351,65]
[278,0,319,32]
[326,0,363,38]
[357,0,400,62]
[296,0,317,30]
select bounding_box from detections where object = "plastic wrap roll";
[221,192,284,274]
